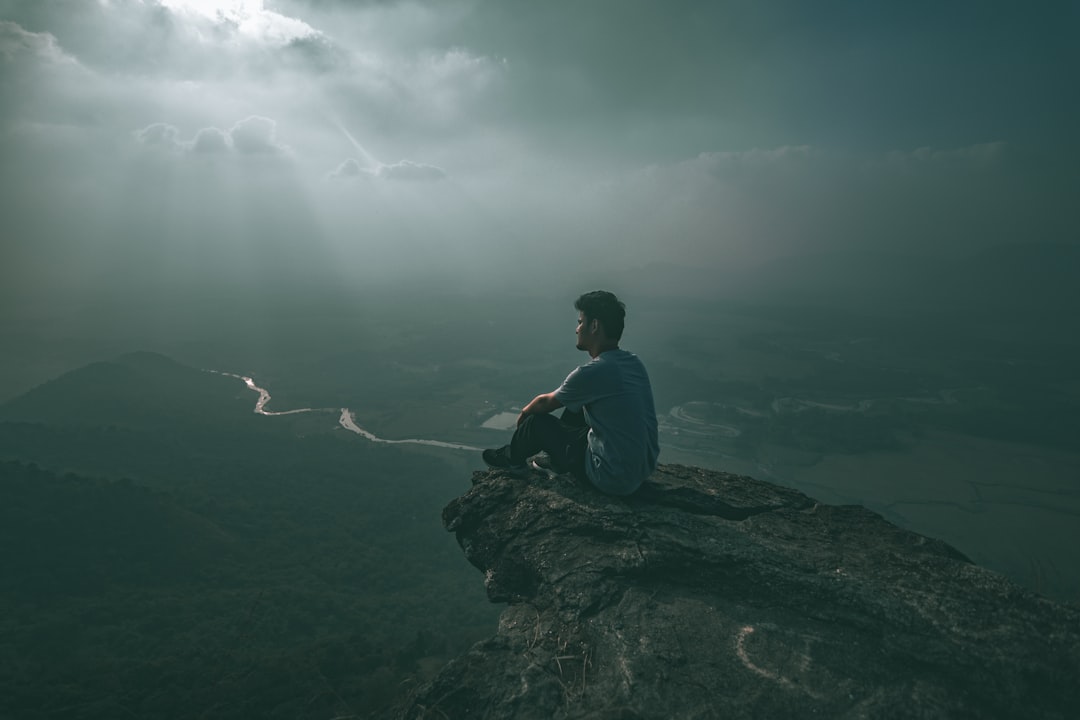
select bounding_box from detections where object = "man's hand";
[516,392,564,426]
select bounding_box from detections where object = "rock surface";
[389,465,1079,719]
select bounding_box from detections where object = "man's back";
[555,349,659,495]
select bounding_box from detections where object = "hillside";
[0,355,498,719]
[4,350,1077,718]
[0,351,253,431]
[0,461,232,596]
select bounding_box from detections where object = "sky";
[1,0,1077,315]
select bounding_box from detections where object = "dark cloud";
[0,18,62,61]
[2,0,1077,312]
[0,19,90,126]
[417,0,1080,159]
[282,33,348,73]
[1,1,179,74]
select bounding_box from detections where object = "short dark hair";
[575,290,626,341]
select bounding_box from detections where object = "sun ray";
[327,115,382,170]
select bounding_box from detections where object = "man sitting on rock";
[482,290,659,496]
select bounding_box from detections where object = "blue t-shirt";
[554,349,659,495]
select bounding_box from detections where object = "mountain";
[0,351,253,431]
[387,465,1080,719]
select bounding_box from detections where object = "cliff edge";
[390,465,1078,719]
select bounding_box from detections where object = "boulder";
[389,465,1079,719]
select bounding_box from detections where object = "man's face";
[575,312,594,352]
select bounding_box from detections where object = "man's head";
[574,290,625,354]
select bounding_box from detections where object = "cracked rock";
[385,464,1080,719]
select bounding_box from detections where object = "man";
[482,290,659,496]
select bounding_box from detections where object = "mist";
[1,1,1079,714]
[3,0,1077,314]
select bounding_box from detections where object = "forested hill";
[0,460,230,595]
[5,347,1077,718]
[0,351,250,430]
[0,354,499,719]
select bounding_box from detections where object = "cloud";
[692,145,819,174]
[228,115,287,154]
[0,19,69,65]
[2,3,506,158]
[159,0,319,43]
[377,159,446,181]
[318,45,505,141]
[0,20,97,128]
[663,142,1002,187]
[561,141,1021,268]
[134,122,184,151]
[878,142,1004,170]
[134,115,289,156]
[328,157,446,182]
[329,157,366,179]
[2,0,330,83]
[190,126,231,154]
[281,33,347,73]
[3,0,1073,306]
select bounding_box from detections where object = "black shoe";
[528,451,567,475]
[482,446,526,470]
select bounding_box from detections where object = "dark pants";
[509,408,590,482]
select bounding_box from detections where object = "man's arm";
[517,392,564,426]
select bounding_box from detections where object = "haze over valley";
[2,1,1078,717]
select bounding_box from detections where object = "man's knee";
[519,413,559,433]
[514,413,563,451]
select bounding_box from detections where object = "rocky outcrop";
[391,465,1079,719]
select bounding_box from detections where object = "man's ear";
[591,319,600,334]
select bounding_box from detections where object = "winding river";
[210,370,482,452]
